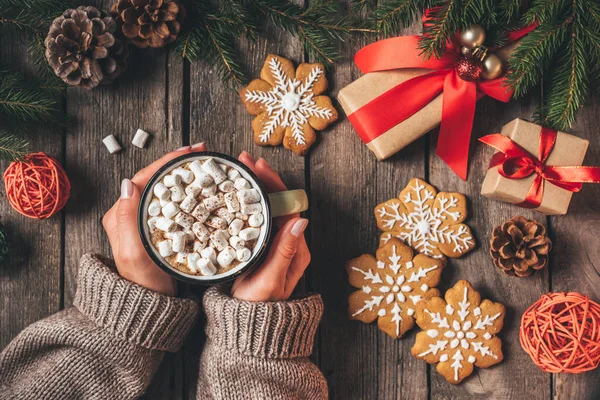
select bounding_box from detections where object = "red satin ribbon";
[349,27,532,180]
[479,127,600,208]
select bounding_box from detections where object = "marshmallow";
[192,172,214,188]
[155,217,177,233]
[235,212,249,221]
[229,236,246,250]
[191,204,210,223]
[175,212,194,230]
[176,252,188,264]
[215,208,234,224]
[228,219,244,236]
[103,135,121,154]
[198,258,217,276]
[187,252,200,272]
[173,167,194,184]
[203,194,225,212]
[201,185,217,197]
[185,230,195,242]
[160,198,170,207]
[163,174,182,188]
[248,212,264,227]
[201,247,217,264]
[180,195,198,213]
[239,227,260,241]
[147,216,159,232]
[217,247,236,268]
[132,128,150,148]
[171,231,187,253]
[170,185,186,202]
[158,240,173,257]
[224,192,240,212]
[188,160,204,178]
[153,183,170,201]
[148,199,161,217]
[205,215,227,230]
[237,189,261,204]
[185,184,202,198]
[210,230,229,251]
[219,164,227,172]
[162,201,180,219]
[192,222,210,242]
[227,169,241,181]
[234,178,251,190]
[241,202,262,215]
[218,180,235,192]
[236,248,252,262]
[201,158,227,184]
[193,240,207,252]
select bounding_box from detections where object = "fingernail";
[176,145,190,151]
[291,219,309,237]
[191,142,204,149]
[240,151,255,162]
[120,179,133,199]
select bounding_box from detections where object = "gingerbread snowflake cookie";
[411,280,505,384]
[240,54,338,155]
[375,178,476,259]
[346,238,445,339]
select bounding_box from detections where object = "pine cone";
[490,216,552,277]
[111,0,185,49]
[45,6,128,89]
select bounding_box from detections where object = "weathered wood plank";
[428,96,550,398]
[0,33,63,351]
[551,97,600,400]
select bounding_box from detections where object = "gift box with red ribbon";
[480,118,600,215]
[338,29,534,180]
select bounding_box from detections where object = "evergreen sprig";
[507,0,600,130]
[0,0,70,33]
[0,130,28,161]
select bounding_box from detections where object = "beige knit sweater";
[0,255,327,399]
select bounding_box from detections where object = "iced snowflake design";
[376,178,476,259]
[244,57,333,146]
[346,238,444,339]
[412,280,505,384]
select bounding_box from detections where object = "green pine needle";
[0,130,29,161]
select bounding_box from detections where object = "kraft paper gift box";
[481,118,589,215]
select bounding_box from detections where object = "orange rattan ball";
[3,152,71,220]
[520,292,600,374]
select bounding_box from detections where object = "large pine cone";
[111,0,184,49]
[45,6,128,89]
[490,216,552,277]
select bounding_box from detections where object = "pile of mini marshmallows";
[147,158,265,276]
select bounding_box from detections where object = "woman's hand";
[231,152,311,302]
[102,143,207,296]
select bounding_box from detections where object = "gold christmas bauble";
[481,53,503,80]
[460,24,486,49]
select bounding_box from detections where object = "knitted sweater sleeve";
[198,287,328,400]
[0,254,198,400]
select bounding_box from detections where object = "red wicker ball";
[520,292,600,374]
[3,152,71,220]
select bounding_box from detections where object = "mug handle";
[268,190,308,218]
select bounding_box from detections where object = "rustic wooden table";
[1,4,599,399]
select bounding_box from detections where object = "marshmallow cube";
[224,192,240,213]
[132,129,150,148]
[248,213,264,227]
[228,219,244,236]
[203,194,225,212]
[173,167,194,184]
[241,202,262,215]
[175,212,194,230]
[201,185,217,198]
[201,158,227,184]
[218,180,235,193]
[198,258,217,276]
[193,240,207,253]
[185,230,195,242]
[163,174,182,188]
[147,217,159,232]
[192,172,214,188]
[236,248,252,262]
[237,189,261,204]
[188,160,204,178]
[171,231,187,253]
[234,178,251,190]
[153,182,170,201]
[158,240,173,257]
[162,201,180,219]
[229,236,246,251]
[217,247,236,268]
[200,247,217,264]
[156,217,177,233]
[235,212,249,221]
[210,230,229,251]
[205,215,227,230]
[191,204,210,223]
[160,198,170,207]
[192,222,210,242]
[103,135,121,154]
[180,195,198,213]
[185,184,202,198]
[187,252,200,272]
[239,227,260,241]
[148,199,161,217]
[170,185,186,202]
[176,252,188,264]
[227,169,241,181]
[215,208,234,224]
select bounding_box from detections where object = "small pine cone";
[490,216,552,277]
[111,0,185,49]
[45,6,128,89]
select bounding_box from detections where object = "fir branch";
[0,0,72,33]
[370,0,433,38]
[419,0,463,58]
[0,130,28,161]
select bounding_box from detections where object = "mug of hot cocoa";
[138,151,308,284]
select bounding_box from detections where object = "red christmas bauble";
[455,56,483,81]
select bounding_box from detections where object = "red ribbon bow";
[479,127,600,208]
[349,26,534,180]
